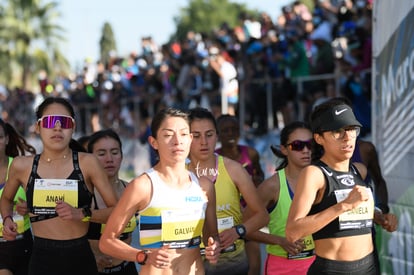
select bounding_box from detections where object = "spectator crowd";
[0,0,374,139]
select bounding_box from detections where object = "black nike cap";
[310,104,362,132]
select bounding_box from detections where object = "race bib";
[334,188,374,230]
[33,179,78,215]
[161,208,204,248]
[217,216,234,232]
[288,235,315,259]
[217,216,237,253]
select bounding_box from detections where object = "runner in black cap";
[285,99,397,275]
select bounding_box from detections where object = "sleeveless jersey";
[26,151,93,222]
[216,145,254,176]
[309,160,374,240]
[87,179,137,240]
[267,169,314,259]
[213,155,244,257]
[139,168,207,249]
[0,157,31,239]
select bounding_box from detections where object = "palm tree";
[0,0,69,90]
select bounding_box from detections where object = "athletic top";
[267,169,314,259]
[309,160,374,240]
[0,157,31,239]
[139,168,207,249]
[26,151,93,223]
[87,179,137,240]
[216,145,254,176]
[213,155,244,257]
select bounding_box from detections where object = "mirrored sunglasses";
[287,140,312,151]
[38,115,74,129]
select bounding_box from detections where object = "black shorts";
[308,252,378,275]
[0,230,33,275]
[29,235,98,275]
[99,260,137,274]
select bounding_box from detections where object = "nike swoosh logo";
[335,108,347,115]
[321,167,333,176]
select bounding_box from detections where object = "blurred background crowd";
[0,0,373,141]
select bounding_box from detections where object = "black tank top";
[26,151,93,223]
[309,160,373,240]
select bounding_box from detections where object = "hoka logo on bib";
[185,196,202,202]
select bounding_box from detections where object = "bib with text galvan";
[161,208,204,249]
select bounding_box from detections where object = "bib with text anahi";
[33,179,78,215]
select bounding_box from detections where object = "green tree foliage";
[300,0,314,12]
[99,22,117,68]
[0,0,68,90]
[173,0,258,42]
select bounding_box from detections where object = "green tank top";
[266,169,314,259]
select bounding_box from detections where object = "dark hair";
[36,97,75,119]
[77,135,90,150]
[216,114,239,134]
[0,119,36,157]
[310,98,353,161]
[69,139,87,153]
[87,129,123,157]
[188,107,217,132]
[272,121,311,170]
[151,108,189,139]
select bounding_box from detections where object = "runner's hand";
[218,227,238,250]
[147,245,171,269]
[2,218,18,240]
[280,238,305,255]
[55,200,79,220]
[205,236,220,264]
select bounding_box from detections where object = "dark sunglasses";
[286,140,312,151]
[38,115,74,129]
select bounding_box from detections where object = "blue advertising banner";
[374,1,414,274]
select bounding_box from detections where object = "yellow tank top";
[214,155,244,258]
[0,157,31,237]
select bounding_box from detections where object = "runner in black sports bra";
[1,97,118,275]
[26,151,93,222]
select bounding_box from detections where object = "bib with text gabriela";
[33,179,78,215]
[334,187,374,230]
